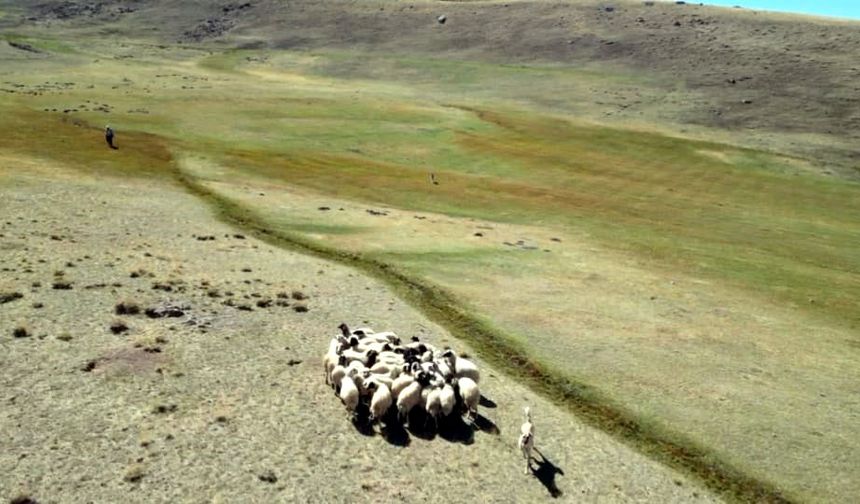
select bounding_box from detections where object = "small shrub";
[109,320,129,334]
[10,495,40,504]
[0,291,23,304]
[115,300,141,315]
[52,281,72,290]
[12,324,30,338]
[57,332,73,342]
[291,290,307,301]
[292,304,308,313]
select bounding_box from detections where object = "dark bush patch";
[52,281,72,290]
[291,290,307,300]
[236,304,253,311]
[287,359,302,366]
[153,404,178,414]
[293,304,308,313]
[81,360,97,372]
[12,325,30,338]
[110,320,129,334]
[258,470,277,484]
[0,291,23,304]
[57,332,73,342]
[256,299,272,308]
[276,291,289,299]
[10,495,40,504]
[241,267,252,273]
[115,300,141,315]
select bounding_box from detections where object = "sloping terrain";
[0,1,858,503]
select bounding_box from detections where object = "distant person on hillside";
[105,125,117,149]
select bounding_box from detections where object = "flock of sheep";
[323,323,539,474]
[323,323,481,430]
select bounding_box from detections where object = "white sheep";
[443,350,480,383]
[340,376,360,420]
[425,387,443,429]
[390,372,415,400]
[440,383,457,417]
[518,406,535,475]
[456,377,479,420]
[396,380,423,424]
[323,337,347,385]
[368,382,393,425]
[370,361,401,378]
[341,348,379,367]
[330,362,347,391]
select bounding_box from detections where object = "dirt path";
[0,157,720,502]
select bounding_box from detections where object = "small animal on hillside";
[518,406,535,475]
[429,172,439,185]
[105,125,117,149]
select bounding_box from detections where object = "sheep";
[337,322,352,339]
[442,350,480,383]
[354,338,392,354]
[425,387,443,429]
[368,381,393,425]
[365,371,393,390]
[391,372,415,400]
[345,360,366,378]
[341,348,379,367]
[440,383,456,417]
[370,361,401,378]
[351,327,378,338]
[362,331,400,344]
[323,337,347,384]
[396,380,423,424]
[455,377,479,420]
[518,406,535,475]
[330,358,348,392]
[340,376,360,420]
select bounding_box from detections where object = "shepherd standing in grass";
[105,125,116,149]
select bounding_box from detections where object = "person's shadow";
[531,447,564,498]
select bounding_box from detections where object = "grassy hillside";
[1,1,859,502]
